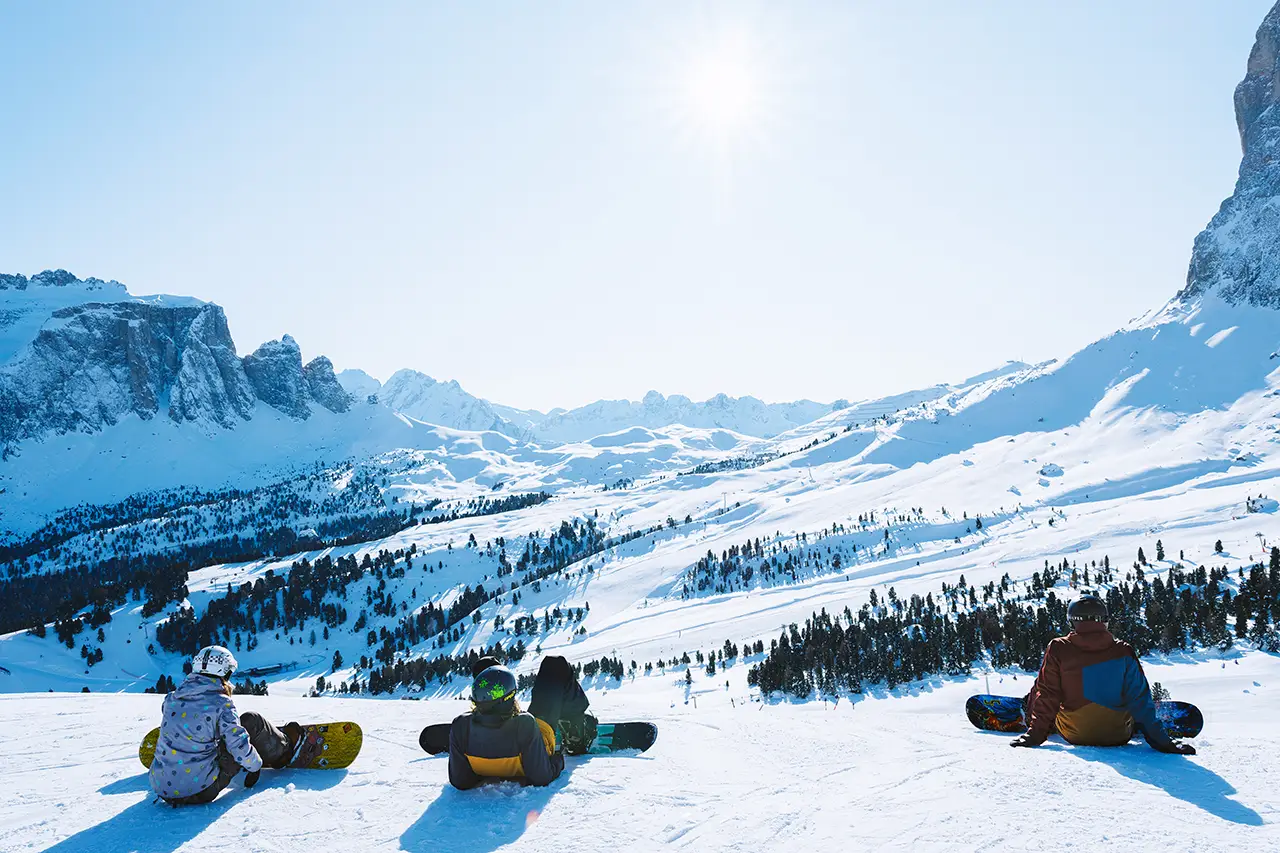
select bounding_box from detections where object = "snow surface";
[2,655,1276,853]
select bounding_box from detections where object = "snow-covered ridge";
[379,369,517,436]
[372,369,842,444]
[517,390,836,445]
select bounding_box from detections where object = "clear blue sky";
[0,1,1272,411]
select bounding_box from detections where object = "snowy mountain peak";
[337,368,382,400]
[379,369,515,435]
[1180,0,1280,308]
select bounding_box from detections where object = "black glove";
[1010,731,1047,748]
[1153,740,1196,756]
[243,769,261,788]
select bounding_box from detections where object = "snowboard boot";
[279,722,306,769]
[559,712,598,756]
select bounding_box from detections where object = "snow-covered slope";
[4,654,1277,853]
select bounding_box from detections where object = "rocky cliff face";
[240,337,353,419]
[0,274,354,446]
[0,302,255,443]
[242,335,312,419]
[302,356,353,413]
[168,304,256,427]
[1181,2,1280,307]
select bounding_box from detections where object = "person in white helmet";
[148,646,305,805]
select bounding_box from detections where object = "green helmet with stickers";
[471,665,517,708]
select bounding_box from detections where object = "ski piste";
[418,721,658,755]
[965,694,1204,739]
[139,722,364,770]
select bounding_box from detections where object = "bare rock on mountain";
[242,335,311,419]
[0,302,255,444]
[169,306,256,426]
[303,356,354,413]
[1181,2,1280,308]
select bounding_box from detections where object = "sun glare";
[683,44,760,138]
[652,23,779,165]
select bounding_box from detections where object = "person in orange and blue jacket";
[448,655,596,790]
[1012,595,1195,755]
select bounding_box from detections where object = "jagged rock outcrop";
[303,356,353,413]
[169,306,256,426]
[1181,2,1280,307]
[241,335,311,420]
[0,302,255,443]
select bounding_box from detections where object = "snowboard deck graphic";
[419,721,658,756]
[139,721,363,770]
[965,694,1203,739]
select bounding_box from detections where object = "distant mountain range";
[5,3,1280,543]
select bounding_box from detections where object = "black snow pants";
[164,712,293,805]
[527,656,593,753]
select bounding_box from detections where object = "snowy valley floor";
[4,653,1278,853]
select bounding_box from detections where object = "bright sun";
[684,47,760,137]
[658,26,776,163]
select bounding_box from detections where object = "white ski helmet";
[192,645,238,679]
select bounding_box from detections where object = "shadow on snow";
[399,767,573,853]
[1069,745,1264,826]
[43,770,347,853]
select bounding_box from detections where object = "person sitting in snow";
[448,655,596,790]
[1011,596,1195,754]
[149,646,305,804]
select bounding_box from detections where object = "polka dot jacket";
[148,673,263,800]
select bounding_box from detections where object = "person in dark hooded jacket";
[1012,596,1196,754]
[448,655,595,790]
[149,646,305,805]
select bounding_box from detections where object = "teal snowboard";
[419,721,657,755]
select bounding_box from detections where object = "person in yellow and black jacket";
[1011,595,1195,755]
[448,655,595,790]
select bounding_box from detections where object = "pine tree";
[332,650,344,671]
[1215,540,1225,554]
[1156,540,1165,562]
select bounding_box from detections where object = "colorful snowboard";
[139,721,363,770]
[965,694,1203,739]
[418,721,658,756]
